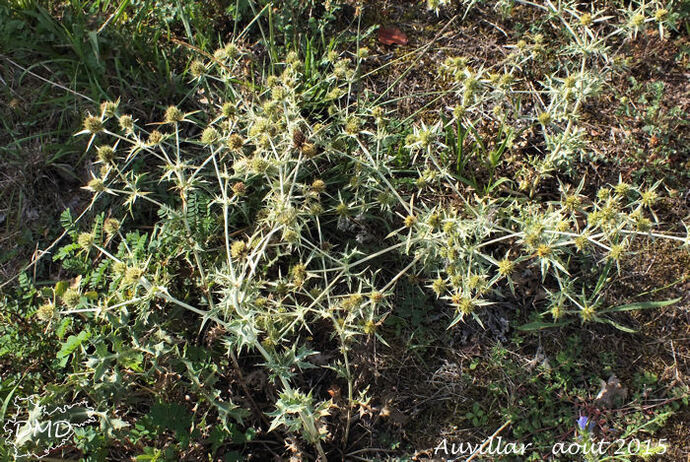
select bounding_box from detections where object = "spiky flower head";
[282,229,299,244]
[370,292,384,304]
[147,130,164,145]
[608,243,625,260]
[344,117,360,135]
[342,294,363,310]
[427,213,441,229]
[214,47,229,61]
[579,13,593,26]
[311,179,326,193]
[104,218,120,236]
[100,100,119,118]
[550,302,563,320]
[61,288,80,307]
[230,240,248,259]
[271,85,287,101]
[453,105,466,119]
[123,266,143,285]
[164,106,184,124]
[118,115,134,131]
[222,102,236,117]
[224,43,240,59]
[83,115,104,134]
[641,188,658,207]
[564,194,581,211]
[454,295,474,315]
[78,232,95,250]
[112,261,126,275]
[536,244,552,258]
[190,60,206,78]
[431,277,447,296]
[630,13,645,28]
[301,143,317,158]
[96,145,115,163]
[231,181,246,196]
[363,320,377,335]
[36,302,56,322]
[87,178,106,193]
[228,134,244,150]
[580,303,596,322]
[538,111,552,125]
[404,215,418,228]
[201,127,220,145]
[634,214,651,232]
[290,263,307,286]
[250,156,270,174]
[497,258,515,276]
[286,51,300,66]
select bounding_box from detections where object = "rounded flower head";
[290,263,307,286]
[311,179,326,194]
[364,320,377,334]
[630,13,645,28]
[431,278,447,296]
[83,115,104,134]
[118,114,134,131]
[537,111,552,125]
[224,43,240,59]
[222,102,236,117]
[231,181,246,196]
[104,218,121,236]
[36,302,56,322]
[100,100,119,118]
[230,240,248,259]
[404,215,418,228]
[96,145,115,163]
[228,134,244,150]
[123,266,143,285]
[580,304,596,322]
[641,188,658,207]
[61,288,80,307]
[78,232,95,250]
[579,13,592,26]
[497,258,515,276]
[201,127,220,145]
[164,106,184,124]
[148,130,164,145]
[214,47,228,61]
[190,60,206,78]
[87,178,106,193]
[301,143,317,158]
[344,117,360,135]
[454,295,474,315]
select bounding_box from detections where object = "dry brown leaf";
[378,26,408,46]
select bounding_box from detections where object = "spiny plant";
[8,1,689,458]
[64,40,688,459]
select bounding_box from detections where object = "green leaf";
[54,280,70,297]
[148,401,192,447]
[599,297,680,314]
[598,317,637,333]
[516,319,574,331]
[57,330,91,361]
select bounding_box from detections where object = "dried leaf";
[594,375,628,409]
[378,26,408,46]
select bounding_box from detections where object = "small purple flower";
[577,416,595,432]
